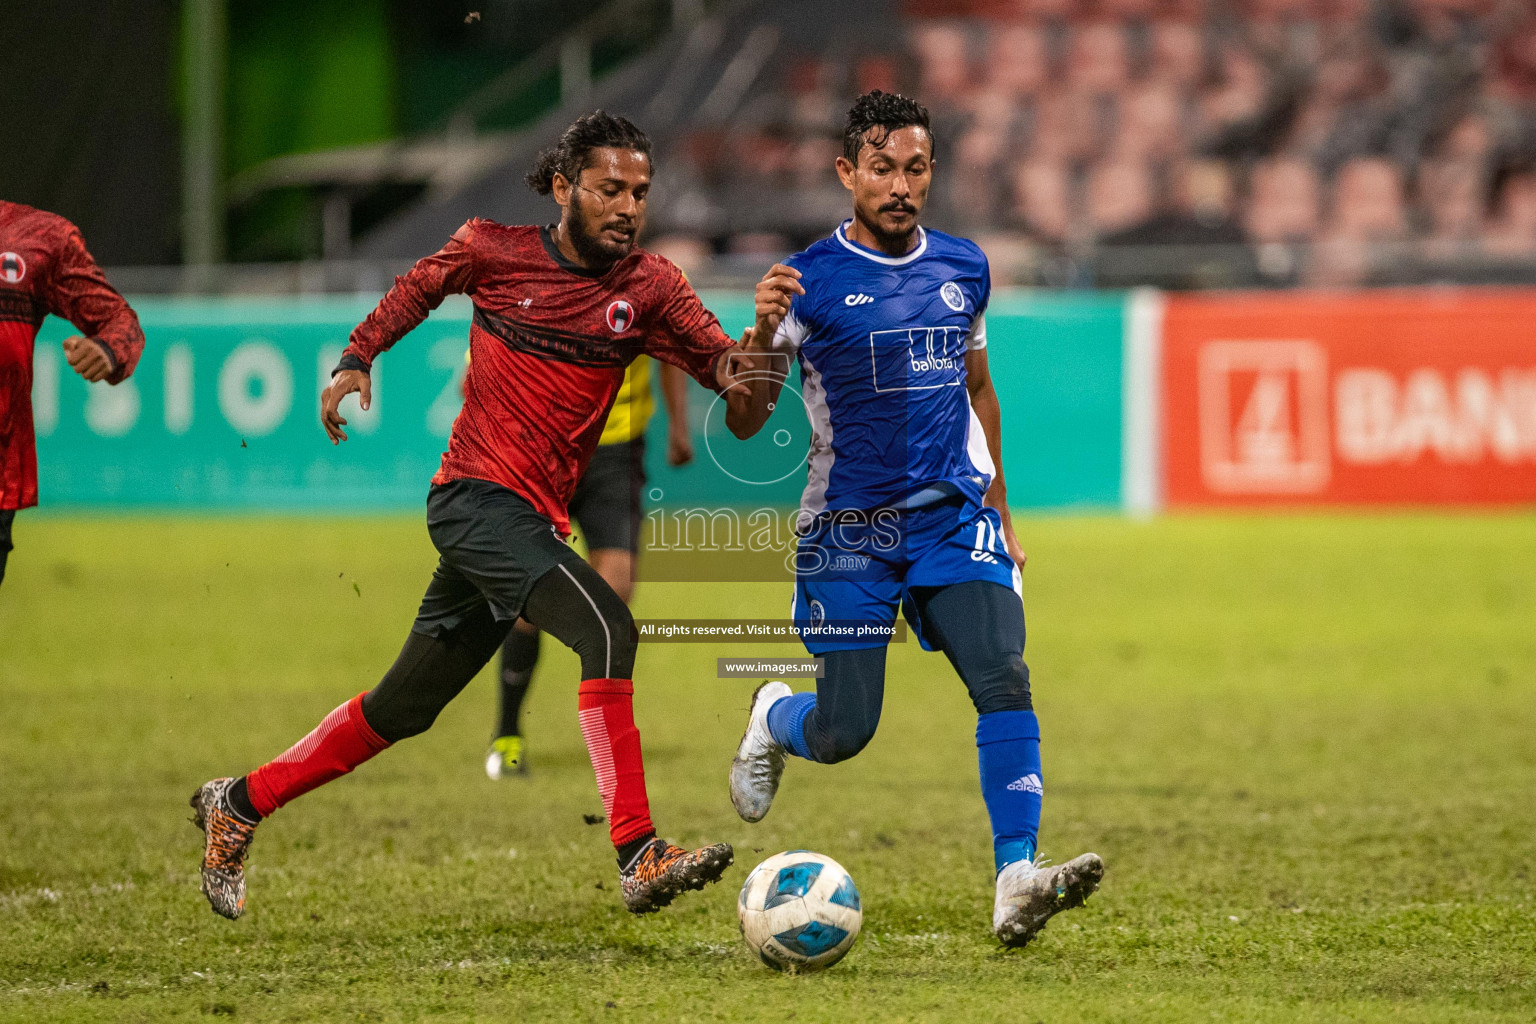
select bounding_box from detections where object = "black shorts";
[412,478,582,637]
[568,437,646,555]
[0,508,15,586]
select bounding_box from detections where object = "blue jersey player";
[728,91,1103,948]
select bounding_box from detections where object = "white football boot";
[993,852,1105,948]
[728,681,793,822]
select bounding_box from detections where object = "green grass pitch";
[1,512,1533,1022]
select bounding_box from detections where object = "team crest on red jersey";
[606,299,635,333]
[0,252,25,284]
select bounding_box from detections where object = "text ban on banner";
[1162,290,1536,505]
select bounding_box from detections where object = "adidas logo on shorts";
[1006,773,1043,795]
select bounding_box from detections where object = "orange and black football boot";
[619,838,733,914]
[189,777,258,919]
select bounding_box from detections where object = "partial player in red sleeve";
[0,201,145,588]
[189,111,792,921]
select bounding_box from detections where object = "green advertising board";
[32,291,1123,511]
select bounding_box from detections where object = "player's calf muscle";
[361,609,505,742]
[802,648,885,764]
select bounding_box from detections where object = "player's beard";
[569,198,638,269]
[860,198,922,253]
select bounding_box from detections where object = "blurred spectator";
[984,24,1051,97]
[1410,0,1499,45]
[1418,158,1487,260]
[1066,23,1133,94]
[1105,159,1246,246]
[1097,159,1260,288]
[1196,43,1273,151]
[646,235,712,278]
[1030,88,1104,161]
[1490,14,1536,103]
[1320,0,1376,47]
[1085,159,1156,238]
[1437,109,1498,163]
[1245,0,1327,64]
[728,232,792,257]
[1312,156,1409,283]
[1012,160,1073,242]
[855,56,902,97]
[910,23,972,103]
[1280,39,1394,174]
[1483,167,1536,258]
[1328,156,1409,239]
[788,59,842,134]
[971,231,1043,289]
[947,126,1010,231]
[1245,156,1323,242]
[789,137,841,192]
[1148,20,1209,91]
[1112,83,1187,161]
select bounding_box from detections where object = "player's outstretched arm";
[966,347,1027,569]
[321,222,477,444]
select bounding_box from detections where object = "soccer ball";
[738,850,862,973]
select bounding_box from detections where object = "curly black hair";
[842,90,933,165]
[525,110,652,194]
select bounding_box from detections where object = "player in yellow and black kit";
[485,354,694,777]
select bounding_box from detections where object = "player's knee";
[609,602,638,679]
[967,654,1033,716]
[360,689,443,743]
[806,718,877,764]
[572,599,637,680]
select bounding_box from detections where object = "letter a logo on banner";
[1198,340,1330,494]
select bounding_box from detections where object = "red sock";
[577,678,655,849]
[245,693,390,817]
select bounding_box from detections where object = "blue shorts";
[791,498,1021,654]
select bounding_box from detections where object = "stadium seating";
[642,0,1536,287]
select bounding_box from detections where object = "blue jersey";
[772,221,993,515]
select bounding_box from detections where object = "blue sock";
[766,691,817,761]
[976,710,1042,874]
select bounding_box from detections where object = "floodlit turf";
[1,512,1533,1023]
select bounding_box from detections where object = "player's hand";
[321,368,372,444]
[715,328,759,396]
[753,263,803,340]
[62,335,113,383]
[667,422,695,466]
[999,514,1027,570]
[987,479,1028,569]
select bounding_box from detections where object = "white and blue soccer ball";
[738,850,862,973]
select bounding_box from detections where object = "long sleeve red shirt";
[339,219,733,533]
[1,201,145,509]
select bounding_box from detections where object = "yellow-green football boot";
[485,735,528,779]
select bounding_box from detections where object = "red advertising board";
[1162,290,1536,505]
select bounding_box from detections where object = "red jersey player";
[190,112,788,920]
[0,202,145,587]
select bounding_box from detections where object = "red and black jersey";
[0,201,145,509]
[341,220,733,533]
